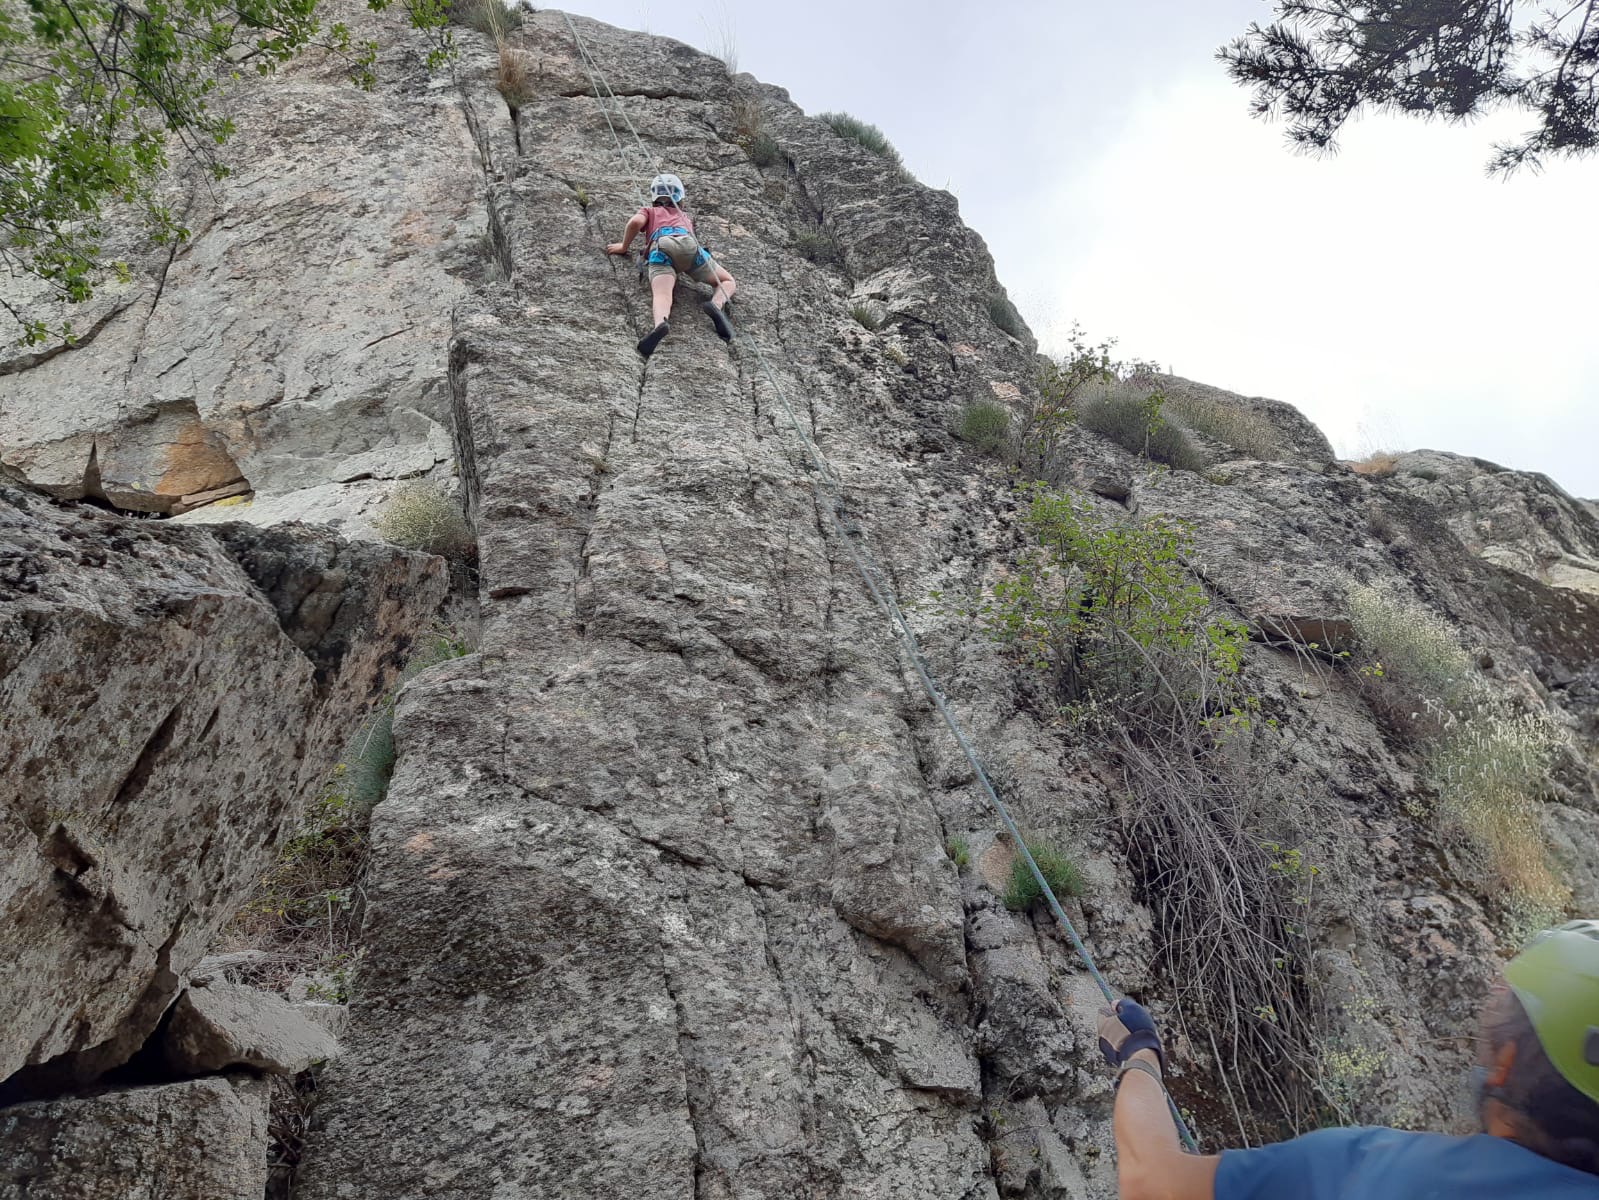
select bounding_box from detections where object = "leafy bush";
[1077,380,1205,472]
[374,481,473,557]
[818,111,903,165]
[792,227,841,266]
[987,294,1026,340]
[1020,328,1120,476]
[748,132,782,167]
[958,401,1010,454]
[849,301,885,331]
[1002,839,1084,910]
[1159,389,1285,461]
[980,486,1253,725]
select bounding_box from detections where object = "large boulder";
[0,486,446,1096]
[0,1075,269,1200]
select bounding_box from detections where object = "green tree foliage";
[0,0,451,342]
[1221,2,1599,174]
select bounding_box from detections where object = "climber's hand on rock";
[605,242,628,256]
[1097,998,1164,1070]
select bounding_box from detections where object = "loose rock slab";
[163,982,340,1075]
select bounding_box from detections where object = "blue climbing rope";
[556,8,1200,1154]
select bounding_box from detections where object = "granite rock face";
[0,1076,269,1200]
[0,486,445,1096]
[1,6,1596,1199]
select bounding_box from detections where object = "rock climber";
[1098,919,1599,1198]
[605,172,737,358]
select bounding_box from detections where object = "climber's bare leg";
[651,274,675,325]
[708,265,736,309]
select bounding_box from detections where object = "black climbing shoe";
[701,301,734,342]
[636,319,670,358]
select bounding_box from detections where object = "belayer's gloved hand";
[1097,998,1164,1070]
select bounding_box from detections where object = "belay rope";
[557,10,1200,1154]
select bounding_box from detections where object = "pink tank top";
[637,203,695,241]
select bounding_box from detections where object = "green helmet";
[1504,919,1599,1105]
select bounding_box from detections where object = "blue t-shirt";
[1216,1127,1599,1198]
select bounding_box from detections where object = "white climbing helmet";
[649,173,685,204]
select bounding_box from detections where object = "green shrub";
[946,837,971,868]
[1077,381,1204,472]
[1003,839,1084,910]
[818,111,903,165]
[374,481,473,557]
[958,401,1010,454]
[748,131,782,166]
[1159,390,1285,461]
[849,301,885,331]
[978,485,1255,731]
[792,227,840,265]
[987,294,1026,340]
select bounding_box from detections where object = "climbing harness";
[558,11,1200,1154]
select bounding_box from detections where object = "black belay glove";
[1097,998,1165,1070]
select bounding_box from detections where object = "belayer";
[1097,919,1599,1197]
[606,173,737,358]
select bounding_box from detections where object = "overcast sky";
[559,1,1599,498]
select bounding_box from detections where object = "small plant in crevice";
[849,300,885,331]
[884,343,909,368]
[1002,838,1084,910]
[946,836,971,869]
[747,131,783,167]
[987,293,1027,340]
[495,42,534,110]
[220,628,472,989]
[374,480,473,558]
[573,184,590,210]
[957,400,1010,454]
[792,226,841,266]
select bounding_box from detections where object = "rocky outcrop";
[0,1075,269,1200]
[0,485,446,1097]
[0,3,482,528]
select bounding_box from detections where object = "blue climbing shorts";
[647,232,720,284]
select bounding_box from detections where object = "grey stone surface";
[0,485,446,1094]
[0,1075,270,1200]
[163,981,341,1075]
[1,5,1595,1198]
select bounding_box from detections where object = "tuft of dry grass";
[1160,391,1285,461]
[1349,451,1401,477]
[496,43,533,109]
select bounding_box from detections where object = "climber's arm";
[1114,1050,1219,1200]
[606,213,646,256]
